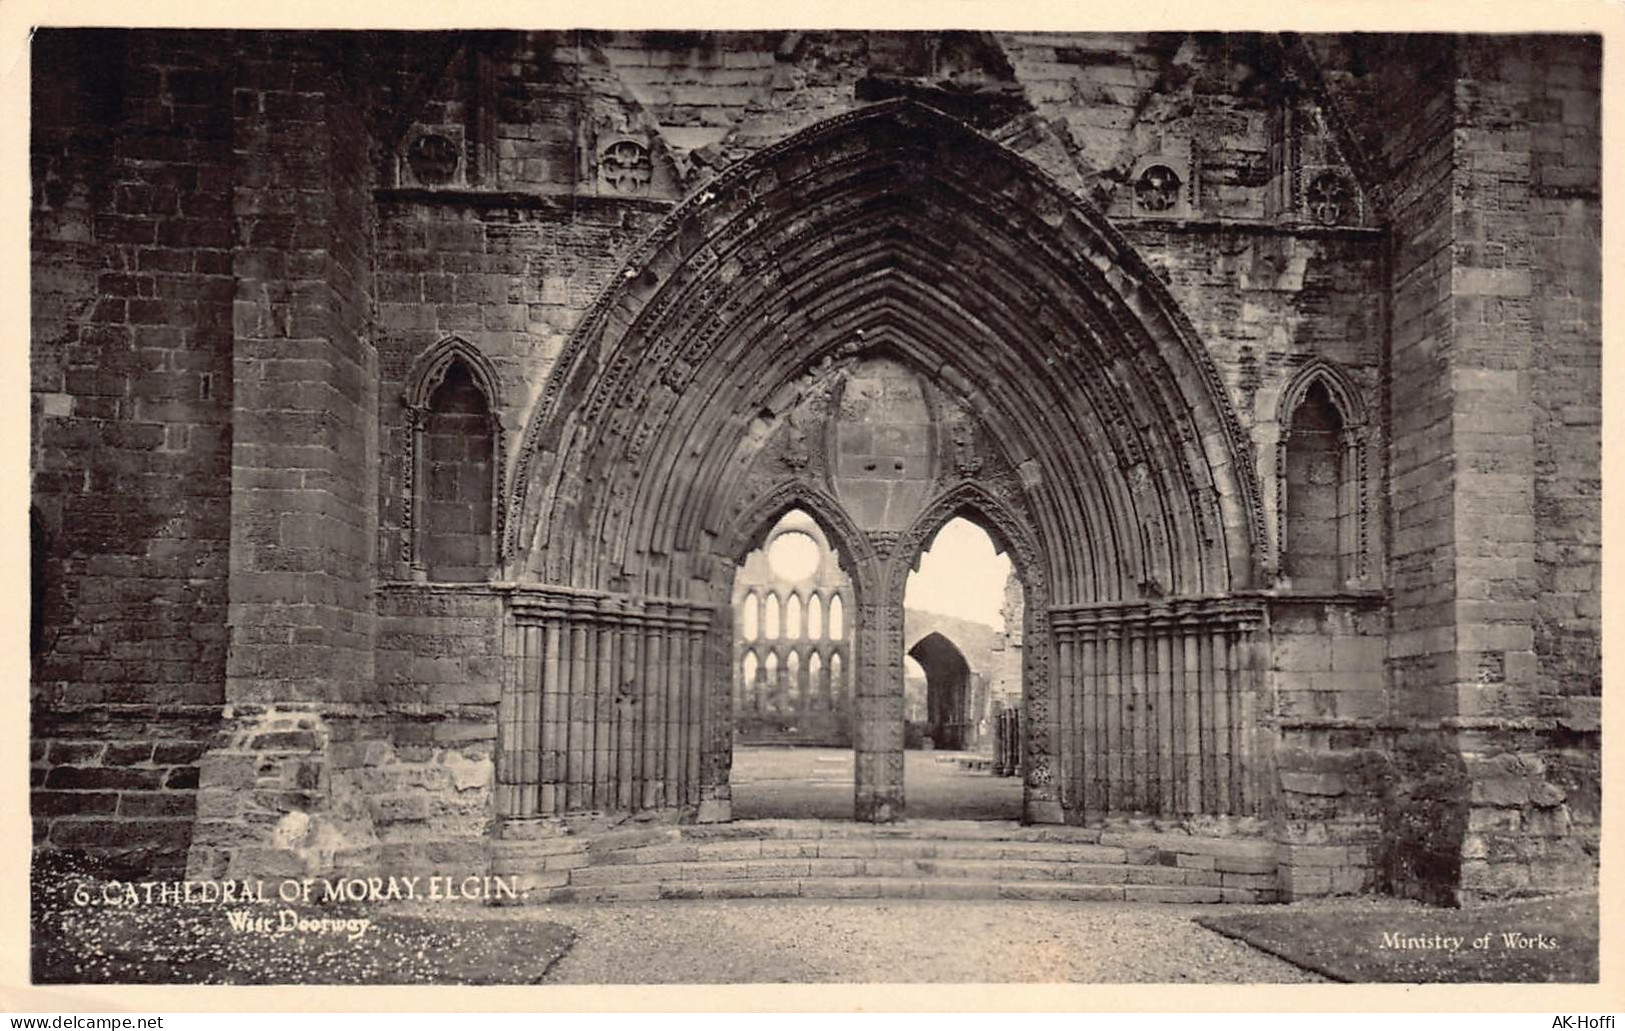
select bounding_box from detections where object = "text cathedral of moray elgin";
[30,30,1600,907]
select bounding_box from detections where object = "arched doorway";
[729,508,858,820]
[907,633,970,750]
[499,99,1265,828]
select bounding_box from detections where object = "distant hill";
[903,608,998,673]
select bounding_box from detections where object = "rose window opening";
[1135,164,1182,213]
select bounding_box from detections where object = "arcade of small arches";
[732,513,856,749]
[25,30,1601,908]
[738,591,846,644]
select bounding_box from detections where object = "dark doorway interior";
[908,632,972,751]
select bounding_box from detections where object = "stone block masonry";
[1312,34,1601,903]
[490,820,1286,904]
[185,704,494,881]
[31,30,237,872]
[227,31,378,706]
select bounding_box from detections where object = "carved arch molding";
[494,99,1269,827]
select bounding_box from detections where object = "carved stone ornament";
[1135,164,1182,213]
[866,530,904,559]
[600,137,653,194]
[407,133,460,185]
[781,418,812,471]
[1306,172,1350,225]
[950,419,983,476]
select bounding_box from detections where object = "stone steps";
[490,818,1282,904]
[537,879,1249,904]
[585,839,1135,865]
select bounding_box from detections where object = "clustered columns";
[498,587,715,820]
[1050,600,1266,820]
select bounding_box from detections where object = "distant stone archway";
[497,98,1267,826]
[907,632,972,751]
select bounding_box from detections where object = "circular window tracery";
[1135,164,1182,213]
[407,133,460,185]
[600,138,653,194]
[766,531,821,582]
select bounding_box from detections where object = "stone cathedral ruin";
[30,29,1601,906]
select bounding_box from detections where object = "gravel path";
[508,899,1326,983]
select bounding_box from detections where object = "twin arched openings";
[402,338,503,582]
[1277,361,1370,591]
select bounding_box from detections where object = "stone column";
[698,604,733,823]
[854,537,901,822]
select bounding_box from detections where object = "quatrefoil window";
[1135,164,1182,213]
[600,139,653,194]
[1306,172,1351,225]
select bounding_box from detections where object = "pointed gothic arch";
[505,99,1264,602]
[402,336,505,579]
[1274,358,1372,587]
[404,334,503,411]
[498,98,1272,825]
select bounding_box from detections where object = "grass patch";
[1196,892,1598,983]
[33,858,575,985]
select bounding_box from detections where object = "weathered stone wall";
[903,611,997,673]
[1521,32,1604,889]
[1311,34,1602,903]
[227,32,378,705]
[1317,35,1465,904]
[186,31,385,880]
[30,30,236,873]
